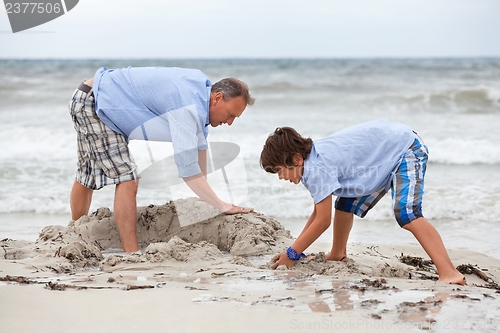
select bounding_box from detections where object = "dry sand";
[1,198,499,333]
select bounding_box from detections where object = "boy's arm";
[296,205,317,239]
[291,195,332,254]
[271,196,332,269]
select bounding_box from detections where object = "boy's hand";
[271,251,297,269]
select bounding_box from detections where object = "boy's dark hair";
[260,127,313,173]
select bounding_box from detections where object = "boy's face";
[276,165,303,184]
[275,154,304,184]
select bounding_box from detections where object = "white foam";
[0,126,75,161]
[426,138,500,165]
[1,59,500,241]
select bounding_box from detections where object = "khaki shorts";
[69,83,138,190]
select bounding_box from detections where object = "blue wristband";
[286,247,306,260]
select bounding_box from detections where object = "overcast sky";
[1,0,499,58]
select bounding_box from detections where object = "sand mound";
[259,252,364,277]
[1,198,293,273]
[254,251,414,280]
[52,198,292,256]
[145,236,224,263]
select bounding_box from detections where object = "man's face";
[209,92,247,127]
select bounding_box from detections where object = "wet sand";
[1,198,499,332]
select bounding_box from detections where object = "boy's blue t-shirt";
[301,119,416,203]
[92,66,212,178]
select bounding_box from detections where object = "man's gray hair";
[211,78,255,106]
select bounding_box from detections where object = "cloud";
[0,0,499,58]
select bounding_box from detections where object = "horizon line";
[1,56,500,61]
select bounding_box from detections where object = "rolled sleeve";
[165,105,207,178]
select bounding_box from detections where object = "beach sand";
[1,198,499,333]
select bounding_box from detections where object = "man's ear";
[213,92,223,104]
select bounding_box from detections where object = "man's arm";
[165,107,251,214]
[198,150,207,178]
[183,173,253,214]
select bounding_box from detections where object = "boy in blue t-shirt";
[260,119,465,285]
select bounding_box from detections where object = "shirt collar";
[205,87,211,127]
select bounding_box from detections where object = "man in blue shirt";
[260,119,466,285]
[69,66,255,253]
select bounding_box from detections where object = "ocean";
[1,58,499,258]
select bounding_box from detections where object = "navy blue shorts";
[335,135,428,227]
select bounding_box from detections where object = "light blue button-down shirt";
[301,119,416,203]
[93,66,211,178]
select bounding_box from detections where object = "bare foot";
[325,253,348,262]
[437,272,466,286]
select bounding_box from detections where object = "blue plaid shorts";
[335,134,428,227]
[69,83,138,190]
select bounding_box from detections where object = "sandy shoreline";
[1,198,499,332]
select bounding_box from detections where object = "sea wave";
[370,86,500,114]
[245,184,500,223]
[1,58,500,222]
[426,138,500,165]
[1,183,498,224]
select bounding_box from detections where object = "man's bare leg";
[70,180,93,221]
[326,209,353,261]
[114,180,139,253]
[403,217,465,285]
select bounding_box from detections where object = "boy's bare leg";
[403,217,465,285]
[114,180,139,253]
[326,209,353,261]
[70,180,93,220]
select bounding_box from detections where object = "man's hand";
[271,251,297,269]
[183,174,253,215]
[219,202,254,215]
